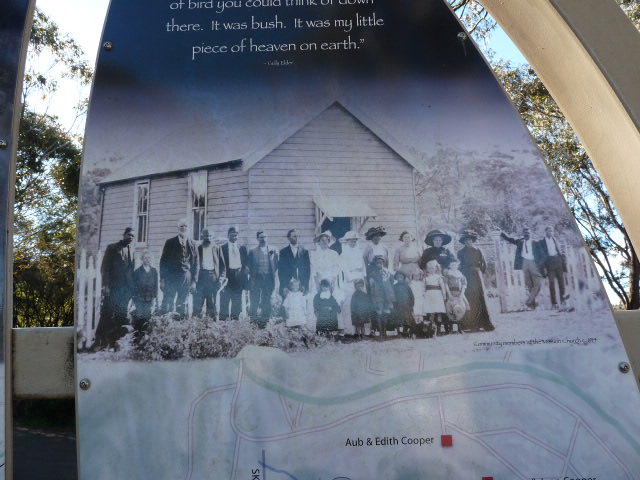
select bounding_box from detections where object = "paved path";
[13,425,76,479]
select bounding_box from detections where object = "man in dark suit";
[194,228,226,318]
[220,226,248,320]
[500,227,542,310]
[160,218,199,317]
[277,229,311,296]
[94,227,136,349]
[247,230,278,327]
[537,226,570,309]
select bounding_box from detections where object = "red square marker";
[441,434,453,447]
[482,477,494,480]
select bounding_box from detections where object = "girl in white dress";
[423,260,449,335]
[282,279,308,328]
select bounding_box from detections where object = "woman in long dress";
[338,231,366,334]
[310,230,341,330]
[393,231,423,279]
[394,231,425,327]
[457,230,494,332]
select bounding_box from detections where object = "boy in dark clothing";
[350,279,372,338]
[392,271,415,337]
[314,279,340,334]
[132,251,158,345]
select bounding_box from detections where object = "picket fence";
[77,238,605,347]
[76,249,103,349]
[76,248,249,348]
[491,233,604,313]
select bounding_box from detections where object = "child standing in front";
[350,279,372,339]
[443,259,470,333]
[282,278,308,329]
[132,251,158,346]
[392,271,415,337]
[368,255,396,337]
[314,279,340,334]
[423,260,449,335]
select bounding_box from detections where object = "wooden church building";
[96,102,422,258]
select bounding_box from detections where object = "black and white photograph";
[74,2,640,479]
[74,0,609,361]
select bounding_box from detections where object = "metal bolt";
[79,378,91,390]
[457,32,468,41]
[103,41,113,51]
[0,140,7,149]
[619,362,630,374]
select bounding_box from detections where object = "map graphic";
[78,318,640,479]
[75,1,640,479]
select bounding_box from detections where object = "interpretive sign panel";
[76,1,640,479]
[0,0,32,476]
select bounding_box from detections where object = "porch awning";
[313,196,377,219]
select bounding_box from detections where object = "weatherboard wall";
[206,163,250,244]
[248,104,418,243]
[98,105,419,257]
[99,182,134,250]
[99,165,251,262]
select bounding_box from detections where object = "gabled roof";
[99,101,421,185]
[242,101,421,172]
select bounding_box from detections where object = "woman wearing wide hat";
[338,231,366,333]
[362,226,390,271]
[457,230,494,332]
[310,230,341,292]
[419,229,455,272]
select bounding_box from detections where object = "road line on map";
[184,383,236,480]
[447,422,528,480]
[562,420,580,478]
[476,427,566,459]
[279,395,295,430]
[438,395,446,434]
[236,360,640,455]
[578,419,635,480]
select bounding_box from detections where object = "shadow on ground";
[13,399,76,480]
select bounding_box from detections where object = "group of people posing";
[93,219,496,350]
[500,226,570,311]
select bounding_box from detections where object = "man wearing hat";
[277,229,311,297]
[220,226,249,320]
[500,227,542,310]
[419,229,455,271]
[94,227,136,349]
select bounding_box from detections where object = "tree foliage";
[450,0,640,309]
[13,9,91,327]
[495,64,640,309]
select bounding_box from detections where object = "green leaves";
[13,9,90,327]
